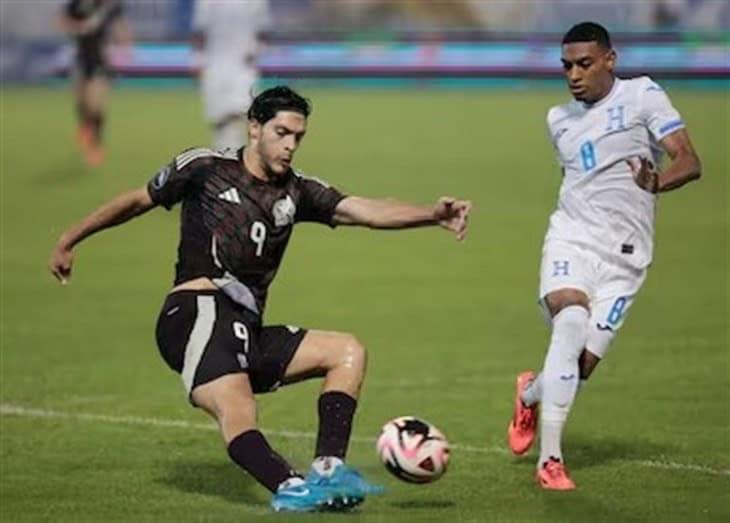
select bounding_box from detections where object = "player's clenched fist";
[627,157,659,194]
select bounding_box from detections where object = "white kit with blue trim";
[545,76,685,269]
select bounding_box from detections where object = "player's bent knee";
[337,333,367,373]
[579,349,602,380]
[191,374,257,417]
[545,289,590,318]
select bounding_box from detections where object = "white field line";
[1,403,728,477]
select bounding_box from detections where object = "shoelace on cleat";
[545,462,566,479]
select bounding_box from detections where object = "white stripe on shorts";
[181,296,216,393]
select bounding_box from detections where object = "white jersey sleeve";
[639,77,685,142]
[546,109,561,166]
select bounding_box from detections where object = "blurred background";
[1,0,728,84]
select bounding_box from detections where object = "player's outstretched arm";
[332,196,472,241]
[629,128,702,193]
[49,187,156,284]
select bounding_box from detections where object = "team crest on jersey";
[272,195,296,226]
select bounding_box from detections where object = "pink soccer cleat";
[536,457,576,490]
[507,371,538,455]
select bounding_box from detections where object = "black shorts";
[155,290,307,401]
[74,46,110,80]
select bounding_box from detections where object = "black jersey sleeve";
[65,0,83,18]
[147,148,212,210]
[66,1,124,23]
[294,174,347,225]
[108,0,124,21]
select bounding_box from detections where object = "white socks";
[311,456,344,477]
[521,372,543,406]
[538,305,589,466]
[522,370,587,408]
[277,476,305,491]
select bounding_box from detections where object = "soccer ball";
[376,416,450,483]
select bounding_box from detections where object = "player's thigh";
[191,372,256,421]
[539,240,594,318]
[282,330,366,384]
[587,265,647,358]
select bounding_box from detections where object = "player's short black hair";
[247,86,311,124]
[562,22,612,49]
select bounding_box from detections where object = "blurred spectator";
[653,0,730,30]
[57,0,132,167]
[192,0,271,151]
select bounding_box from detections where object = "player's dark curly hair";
[247,86,312,124]
[562,22,612,50]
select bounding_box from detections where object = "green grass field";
[1,85,728,522]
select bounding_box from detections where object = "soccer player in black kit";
[49,86,471,512]
[58,0,131,167]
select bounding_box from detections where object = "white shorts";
[538,239,647,358]
[201,64,258,123]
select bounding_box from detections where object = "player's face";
[250,111,307,176]
[561,42,616,104]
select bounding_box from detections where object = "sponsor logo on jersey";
[273,195,296,226]
[218,188,242,204]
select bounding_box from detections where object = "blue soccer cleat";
[307,462,385,498]
[270,478,363,513]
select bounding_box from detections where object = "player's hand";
[49,244,74,284]
[434,196,472,241]
[628,156,659,194]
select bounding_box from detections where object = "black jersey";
[65,0,124,66]
[147,147,346,315]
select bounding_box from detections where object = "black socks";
[227,429,299,493]
[315,391,357,459]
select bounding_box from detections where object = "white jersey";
[545,76,685,269]
[192,0,271,123]
[192,0,270,67]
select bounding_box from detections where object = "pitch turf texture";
[1,85,728,522]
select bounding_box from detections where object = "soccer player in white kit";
[192,0,271,151]
[506,22,702,490]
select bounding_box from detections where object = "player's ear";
[248,120,261,142]
[605,48,617,72]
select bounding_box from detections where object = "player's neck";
[242,147,272,182]
[585,77,617,107]
[597,77,617,102]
